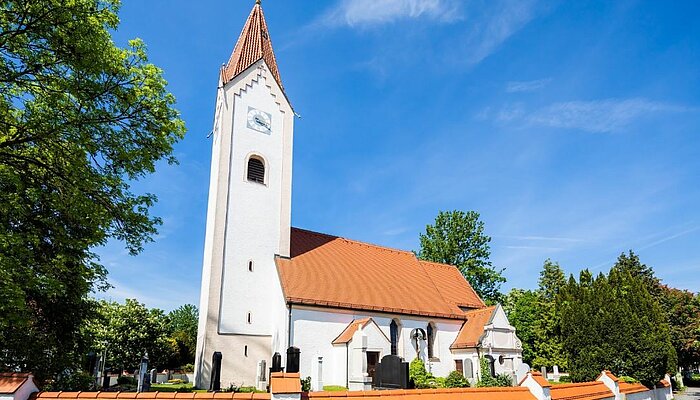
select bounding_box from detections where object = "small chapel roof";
[276,228,485,320]
[221,1,284,92]
[331,318,372,345]
[450,306,497,349]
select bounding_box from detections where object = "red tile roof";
[276,228,485,320]
[303,387,536,400]
[0,373,33,394]
[518,371,552,388]
[619,382,649,395]
[33,393,270,400]
[331,318,372,345]
[450,306,496,349]
[221,2,283,92]
[549,381,614,400]
[596,371,619,383]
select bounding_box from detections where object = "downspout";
[346,343,349,389]
[476,347,481,381]
[287,304,293,348]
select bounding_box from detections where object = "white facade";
[194,58,292,389]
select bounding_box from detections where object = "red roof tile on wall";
[619,382,650,395]
[549,381,614,400]
[276,228,485,320]
[33,393,270,400]
[303,387,536,400]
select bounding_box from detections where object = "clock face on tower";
[246,107,272,134]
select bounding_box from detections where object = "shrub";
[409,358,443,388]
[558,375,572,383]
[619,376,638,383]
[495,373,513,387]
[45,371,95,391]
[445,371,469,388]
[301,376,312,392]
[117,375,137,386]
[181,364,194,373]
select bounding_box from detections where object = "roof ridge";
[292,226,414,256]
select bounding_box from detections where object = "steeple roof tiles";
[222,2,284,92]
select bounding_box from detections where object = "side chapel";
[194,1,524,391]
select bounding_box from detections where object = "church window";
[248,260,254,272]
[427,322,436,359]
[247,156,265,184]
[390,319,400,356]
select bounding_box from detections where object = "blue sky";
[99,0,700,310]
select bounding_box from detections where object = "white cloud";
[458,0,539,66]
[529,98,690,133]
[506,78,551,93]
[319,0,460,27]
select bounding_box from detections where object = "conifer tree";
[559,258,675,388]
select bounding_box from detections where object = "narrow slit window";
[247,157,265,184]
[247,312,252,324]
[248,260,254,272]
[244,345,248,357]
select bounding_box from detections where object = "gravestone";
[150,368,158,384]
[210,351,222,391]
[271,352,283,373]
[374,355,409,389]
[464,359,474,379]
[541,366,548,379]
[286,346,300,373]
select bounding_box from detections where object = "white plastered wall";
[289,306,465,389]
[194,59,293,389]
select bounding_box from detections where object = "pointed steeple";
[222,1,284,92]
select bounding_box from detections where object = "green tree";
[167,304,199,367]
[87,299,177,372]
[503,288,539,365]
[503,260,567,369]
[558,258,675,388]
[418,210,506,304]
[658,286,700,370]
[0,0,185,382]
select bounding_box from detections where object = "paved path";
[677,387,700,400]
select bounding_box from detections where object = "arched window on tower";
[247,156,265,184]
[427,322,436,359]
[390,319,400,356]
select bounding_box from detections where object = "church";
[194,1,524,391]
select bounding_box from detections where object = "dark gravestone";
[102,369,111,388]
[150,368,158,384]
[86,352,97,376]
[374,355,409,389]
[271,352,283,373]
[210,352,222,391]
[286,347,300,373]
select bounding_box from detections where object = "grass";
[322,386,348,391]
[149,383,206,393]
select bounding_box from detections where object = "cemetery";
[1,2,696,400]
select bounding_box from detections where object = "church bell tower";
[194,0,293,388]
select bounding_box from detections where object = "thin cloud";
[457,0,539,66]
[318,0,461,27]
[529,98,691,133]
[506,78,551,93]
